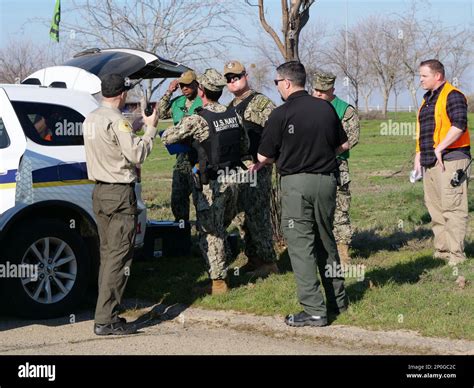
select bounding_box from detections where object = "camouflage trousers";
[193,175,239,280]
[171,153,193,222]
[333,159,353,245]
[234,165,276,263]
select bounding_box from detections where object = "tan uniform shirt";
[83,104,157,183]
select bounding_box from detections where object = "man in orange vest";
[415,59,471,266]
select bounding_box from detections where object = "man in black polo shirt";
[251,61,350,327]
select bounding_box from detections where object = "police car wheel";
[5,219,91,319]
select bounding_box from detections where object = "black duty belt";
[96,181,136,188]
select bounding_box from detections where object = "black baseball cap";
[101,73,132,97]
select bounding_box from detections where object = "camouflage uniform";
[161,69,249,280]
[229,89,277,263]
[334,105,360,245]
[312,70,360,247]
[158,80,201,221]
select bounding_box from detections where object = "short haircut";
[420,59,445,78]
[276,61,306,87]
[203,87,222,101]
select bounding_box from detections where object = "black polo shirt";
[258,90,347,176]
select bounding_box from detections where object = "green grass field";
[126,112,474,340]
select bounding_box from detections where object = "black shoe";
[94,321,138,336]
[285,311,328,327]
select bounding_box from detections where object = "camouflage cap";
[312,69,336,91]
[223,60,246,75]
[197,68,227,92]
[177,70,197,85]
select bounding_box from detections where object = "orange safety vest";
[416,81,469,152]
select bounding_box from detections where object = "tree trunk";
[363,94,370,113]
[255,0,315,244]
[353,83,359,111]
[382,89,389,118]
[407,80,419,111]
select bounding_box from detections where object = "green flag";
[49,0,61,42]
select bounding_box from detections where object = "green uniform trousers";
[281,173,347,317]
[92,182,137,325]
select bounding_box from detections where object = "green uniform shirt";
[331,96,350,160]
[170,95,203,125]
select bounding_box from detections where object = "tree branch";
[258,0,286,59]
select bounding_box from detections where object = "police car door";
[0,88,27,214]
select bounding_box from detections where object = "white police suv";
[0,48,188,318]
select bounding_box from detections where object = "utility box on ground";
[143,220,192,258]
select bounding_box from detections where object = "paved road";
[0,320,377,356]
[1,302,472,355]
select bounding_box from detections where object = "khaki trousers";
[423,159,470,261]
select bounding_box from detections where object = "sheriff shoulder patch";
[118,120,133,133]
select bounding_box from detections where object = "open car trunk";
[22,48,190,95]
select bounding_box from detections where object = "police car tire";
[5,219,91,319]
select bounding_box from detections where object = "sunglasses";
[225,73,245,83]
[274,78,290,86]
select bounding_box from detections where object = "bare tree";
[247,0,316,61]
[441,28,473,89]
[298,23,329,89]
[323,27,368,110]
[246,60,274,92]
[396,1,473,110]
[60,0,247,98]
[0,40,43,83]
[396,4,450,110]
[255,39,282,68]
[0,39,73,83]
[246,0,317,243]
[255,22,328,90]
[395,4,432,110]
[359,16,403,118]
[360,83,375,114]
[391,72,406,113]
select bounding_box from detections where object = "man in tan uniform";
[83,73,158,335]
